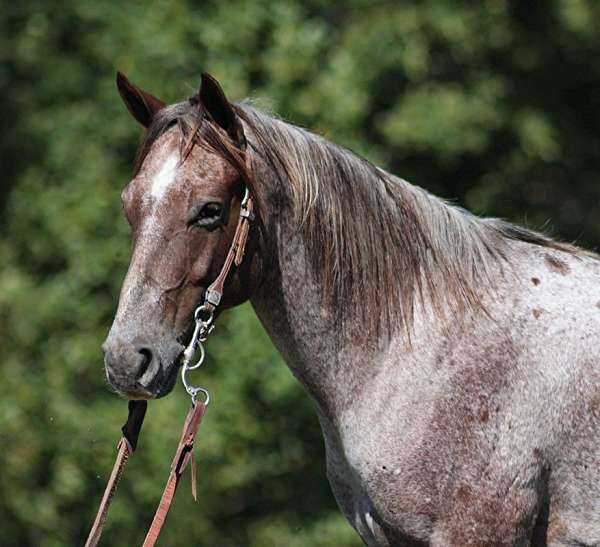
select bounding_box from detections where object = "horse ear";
[116,72,165,128]
[199,72,246,148]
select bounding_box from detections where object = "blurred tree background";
[2,0,600,545]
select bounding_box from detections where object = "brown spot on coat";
[480,408,489,423]
[596,301,600,309]
[531,277,540,286]
[532,308,543,319]
[544,254,570,275]
[456,485,472,503]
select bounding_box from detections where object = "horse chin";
[112,384,156,401]
[125,391,155,401]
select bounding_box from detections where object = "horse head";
[103,72,258,399]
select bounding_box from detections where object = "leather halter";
[85,189,255,546]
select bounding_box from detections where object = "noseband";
[85,187,255,547]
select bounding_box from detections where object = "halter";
[85,188,255,547]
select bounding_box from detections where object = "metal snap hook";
[186,340,205,371]
[194,304,213,325]
[188,386,210,406]
[181,341,210,405]
[181,306,213,405]
[194,304,215,342]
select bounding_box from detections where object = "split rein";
[85,188,255,547]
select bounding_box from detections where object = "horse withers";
[103,71,600,546]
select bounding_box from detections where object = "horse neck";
[249,224,366,422]
[241,113,504,421]
[247,155,385,423]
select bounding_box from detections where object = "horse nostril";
[137,347,153,378]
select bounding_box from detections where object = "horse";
[103,71,600,546]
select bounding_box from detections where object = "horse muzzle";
[102,333,184,399]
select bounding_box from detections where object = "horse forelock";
[134,98,588,337]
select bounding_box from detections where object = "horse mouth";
[107,355,183,400]
[148,357,182,399]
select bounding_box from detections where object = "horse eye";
[191,202,223,228]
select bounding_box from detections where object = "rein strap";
[142,402,205,547]
[85,400,147,547]
[86,402,205,546]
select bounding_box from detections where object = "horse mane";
[136,99,583,336]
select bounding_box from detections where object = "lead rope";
[85,188,254,546]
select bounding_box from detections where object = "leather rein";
[85,188,255,547]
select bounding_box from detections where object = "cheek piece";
[181,185,255,403]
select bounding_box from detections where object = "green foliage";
[2,1,600,545]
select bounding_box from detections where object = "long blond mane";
[137,99,581,335]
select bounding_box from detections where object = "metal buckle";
[205,289,222,307]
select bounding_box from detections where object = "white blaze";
[150,153,179,200]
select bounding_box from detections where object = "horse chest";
[320,404,443,545]
[324,435,436,546]
[321,356,514,545]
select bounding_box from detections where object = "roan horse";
[103,72,600,546]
